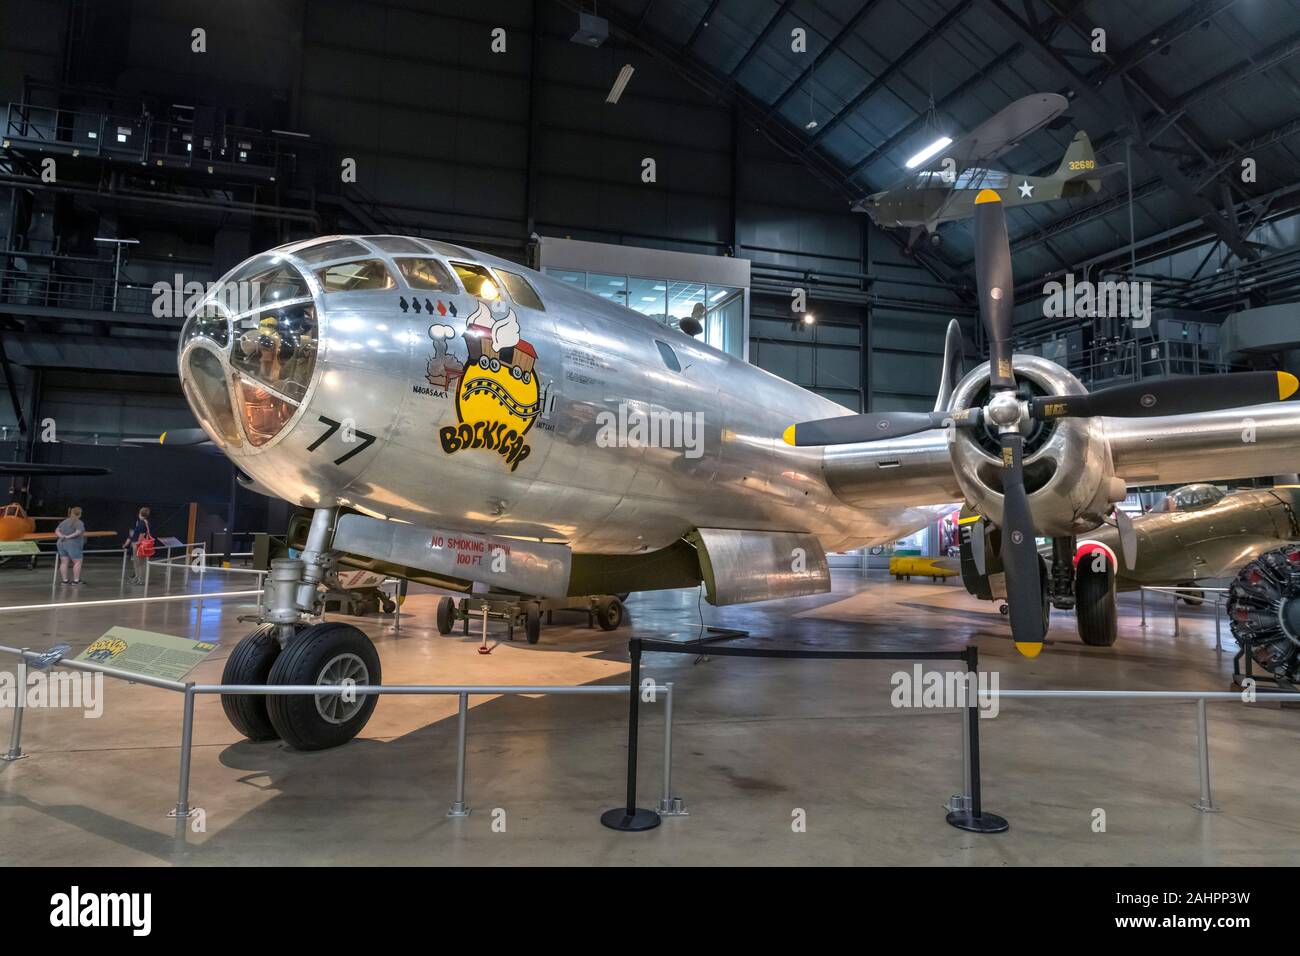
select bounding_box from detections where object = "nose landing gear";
[219,508,382,750]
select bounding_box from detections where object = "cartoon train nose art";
[434,301,542,472]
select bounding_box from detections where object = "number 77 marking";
[308,415,377,465]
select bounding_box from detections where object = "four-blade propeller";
[784,187,1300,658]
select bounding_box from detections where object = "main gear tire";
[1076,556,1118,647]
[266,622,381,751]
[220,624,284,741]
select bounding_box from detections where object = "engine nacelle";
[947,355,1123,537]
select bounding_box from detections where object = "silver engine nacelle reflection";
[948,355,1121,537]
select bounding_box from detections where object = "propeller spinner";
[784,188,1300,658]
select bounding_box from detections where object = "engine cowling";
[948,355,1123,537]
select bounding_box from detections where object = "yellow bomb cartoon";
[439,302,540,471]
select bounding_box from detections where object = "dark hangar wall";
[0,0,970,532]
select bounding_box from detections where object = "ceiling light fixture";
[606,64,635,105]
[905,135,953,169]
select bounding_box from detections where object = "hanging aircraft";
[852,93,1123,248]
[176,218,1299,750]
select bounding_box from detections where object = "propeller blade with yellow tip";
[782,409,980,446]
[158,428,211,446]
[1028,370,1300,421]
[973,191,1016,392]
[998,431,1048,655]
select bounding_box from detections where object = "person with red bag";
[123,506,155,585]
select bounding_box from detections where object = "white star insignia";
[1018,180,1034,198]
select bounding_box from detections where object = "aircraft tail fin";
[933,319,966,413]
[1054,131,1121,192]
[1055,130,1098,177]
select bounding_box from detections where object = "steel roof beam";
[987,0,1258,263]
[765,0,888,116]
[684,0,721,48]
[550,0,970,292]
[727,0,795,78]
[996,115,1300,263]
[802,0,976,149]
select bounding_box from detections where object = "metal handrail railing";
[1136,584,1231,648]
[0,641,678,834]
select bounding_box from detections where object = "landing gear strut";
[219,508,382,750]
[1049,536,1076,611]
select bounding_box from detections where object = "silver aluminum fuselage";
[189,240,944,555]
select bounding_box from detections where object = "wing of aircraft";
[20,530,117,542]
[0,462,111,477]
[908,92,1069,181]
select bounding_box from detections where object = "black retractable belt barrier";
[600,637,1008,833]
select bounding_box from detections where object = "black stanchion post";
[945,644,1008,833]
[601,638,661,831]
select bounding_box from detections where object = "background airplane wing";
[22,530,118,542]
[905,92,1069,180]
[0,462,111,477]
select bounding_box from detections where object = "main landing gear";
[220,508,382,751]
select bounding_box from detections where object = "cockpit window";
[1167,484,1225,512]
[496,269,545,310]
[416,238,470,258]
[394,257,456,292]
[451,262,503,302]
[315,259,396,293]
[247,264,310,304]
[365,236,428,254]
[294,239,370,265]
[230,303,318,403]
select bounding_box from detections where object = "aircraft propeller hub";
[985,390,1023,427]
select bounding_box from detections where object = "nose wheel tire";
[220,624,283,741]
[595,596,625,631]
[525,604,541,644]
[1228,545,1300,685]
[266,622,381,750]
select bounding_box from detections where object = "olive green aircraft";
[852,93,1123,249]
[1070,484,1300,648]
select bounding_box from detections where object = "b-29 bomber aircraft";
[176,199,1300,750]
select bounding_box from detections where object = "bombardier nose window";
[180,252,324,452]
[182,347,243,447]
[181,300,230,348]
[231,303,318,403]
[233,377,298,446]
